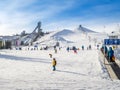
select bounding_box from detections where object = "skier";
[101,45,108,57]
[108,47,115,62]
[72,46,77,53]
[66,47,70,52]
[54,48,57,53]
[59,47,61,50]
[89,45,91,50]
[52,58,57,71]
[49,54,52,58]
[82,45,84,50]
[97,44,99,50]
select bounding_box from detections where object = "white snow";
[0,30,120,90]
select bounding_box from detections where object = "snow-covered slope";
[34,27,107,48]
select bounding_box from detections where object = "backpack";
[54,60,57,65]
[112,55,115,62]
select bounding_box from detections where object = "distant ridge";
[75,25,97,33]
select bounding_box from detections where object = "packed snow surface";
[0,49,120,90]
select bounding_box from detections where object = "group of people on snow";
[101,45,115,62]
[66,45,92,53]
[49,44,116,71]
[66,46,78,53]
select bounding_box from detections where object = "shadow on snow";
[0,54,51,64]
[56,70,87,76]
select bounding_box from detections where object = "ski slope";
[0,49,120,90]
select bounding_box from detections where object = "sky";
[0,0,120,35]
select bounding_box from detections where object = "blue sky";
[0,0,120,35]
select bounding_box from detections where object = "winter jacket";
[101,46,108,54]
[52,60,57,66]
[108,47,114,57]
[67,47,70,51]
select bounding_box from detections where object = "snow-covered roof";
[0,35,20,41]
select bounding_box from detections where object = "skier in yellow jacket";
[52,58,57,71]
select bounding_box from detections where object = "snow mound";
[51,36,73,43]
[51,29,75,43]
[52,29,74,37]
